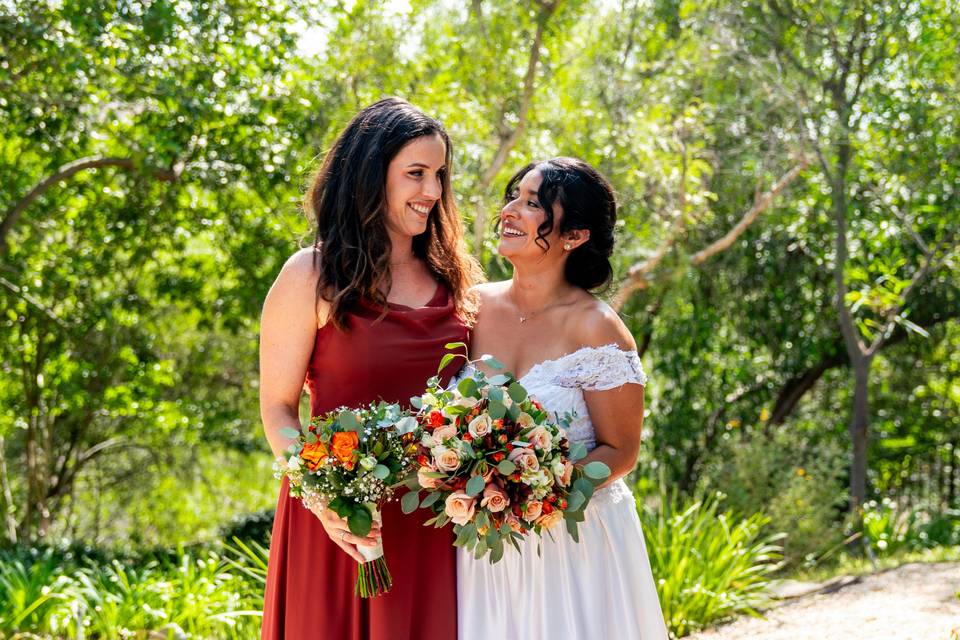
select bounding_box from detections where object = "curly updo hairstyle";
[502,157,616,291]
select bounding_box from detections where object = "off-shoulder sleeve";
[551,344,648,391]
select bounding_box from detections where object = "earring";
[564,243,572,250]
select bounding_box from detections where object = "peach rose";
[527,425,552,450]
[444,491,476,525]
[468,414,492,438]
[536,509,564,530]
[522,499,543,522]
[299,440,329,471]
[331,431,359,466]
[480,483,510,513]
[559,461,574,487]
[418,464,443,489]
[433,424,458,444]
[433,446,462,473]
[508,447,539,472]
[504,512,524,533]
[515,412,535,429]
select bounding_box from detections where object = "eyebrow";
[406,162,446,170]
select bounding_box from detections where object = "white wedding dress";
[457,344,668,640]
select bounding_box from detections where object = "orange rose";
[331,431,360,465]
[300,440,329,471]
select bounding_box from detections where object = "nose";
[422,174,442,200]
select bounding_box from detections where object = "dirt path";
[689,562,960,640]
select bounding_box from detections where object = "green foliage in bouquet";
[402,344,610,563]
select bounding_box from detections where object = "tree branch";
[0,155,182,256]
[612,158,809,310]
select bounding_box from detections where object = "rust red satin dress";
[261,284,465,640]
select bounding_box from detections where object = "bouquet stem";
[356,555,393,598]
[354,504,392,598]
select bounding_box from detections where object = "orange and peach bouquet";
[401,348,610,563]
[275,402,419,597]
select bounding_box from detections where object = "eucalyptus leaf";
[583,461,611,480]
[466,474,485,497]
[401,490,421,515]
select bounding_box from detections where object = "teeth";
[502,228,525,237]
[410,203,430,214]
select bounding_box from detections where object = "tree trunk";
[849,354,872,510]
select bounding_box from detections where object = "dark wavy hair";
[501,157,616,291]
[305,98,481,329]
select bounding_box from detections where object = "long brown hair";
[305,98,481,329]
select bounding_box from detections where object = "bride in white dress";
[457,158,668,640]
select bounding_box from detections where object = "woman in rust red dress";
[258,98,480,639]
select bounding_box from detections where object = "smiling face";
[383,133,447,240]
[497,169,563,260]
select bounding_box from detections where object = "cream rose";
[508,447,539,472]
[522,499,543,522]
[433,424,458,444]
[536,509,564,530]
[559,460,574,487]
[504,512,523,533]
[515,412,535,429]
[444,491,477,525]
[527,425,552,450]
[468,414,493,438]
[432,446,462,473]
[417,465,443,489]
[480,483,510,513]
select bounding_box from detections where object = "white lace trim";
[522,343,647,390]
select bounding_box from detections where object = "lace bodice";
[464,344,647,507]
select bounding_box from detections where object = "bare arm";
[259,247,378,561]
[259,248,324,459]
[577,305,645,486]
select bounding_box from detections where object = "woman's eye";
[410,170,423,178]
[527,200,540,209]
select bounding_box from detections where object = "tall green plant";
[639,486,783,637]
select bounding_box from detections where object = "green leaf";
[567,490,586,512]
[466,474,485,497]
[401,490,421,515]
[445,341,467,351]
[457,376,479,397]
[488,400,506,420]
[348,506,372,537]
[460,440,476,459]
[338,410,359,431]
[454,522,477,547]
[488,374,511,386]
[573,477,595,500]
[372,464,390,480]
[479,354,505,370]
[438,352,456,373]
[279,427,301,440]
[568,442,588,462]
[488,386,504,403]
[497,459,517,475]
[420,491,442,509]
[410,396,423,409]
[583,461,611,480]
[507,382,527,403]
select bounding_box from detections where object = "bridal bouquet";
[275,402,419,597]
[401,344,610,563]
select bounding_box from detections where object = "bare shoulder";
[264,246,327,324]
[573,297,637,352]
[470,280,511,307]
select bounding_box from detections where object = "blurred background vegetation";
[1,0,957,637]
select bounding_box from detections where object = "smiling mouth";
[501,226,526,238]
[409,203,432,216]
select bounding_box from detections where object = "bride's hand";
[305,500,382,563]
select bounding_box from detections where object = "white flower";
[360,455,378,471]
[287,455,301,470]
[421,432,437,448]
[468,414,493,438]
[551,457,565,478]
